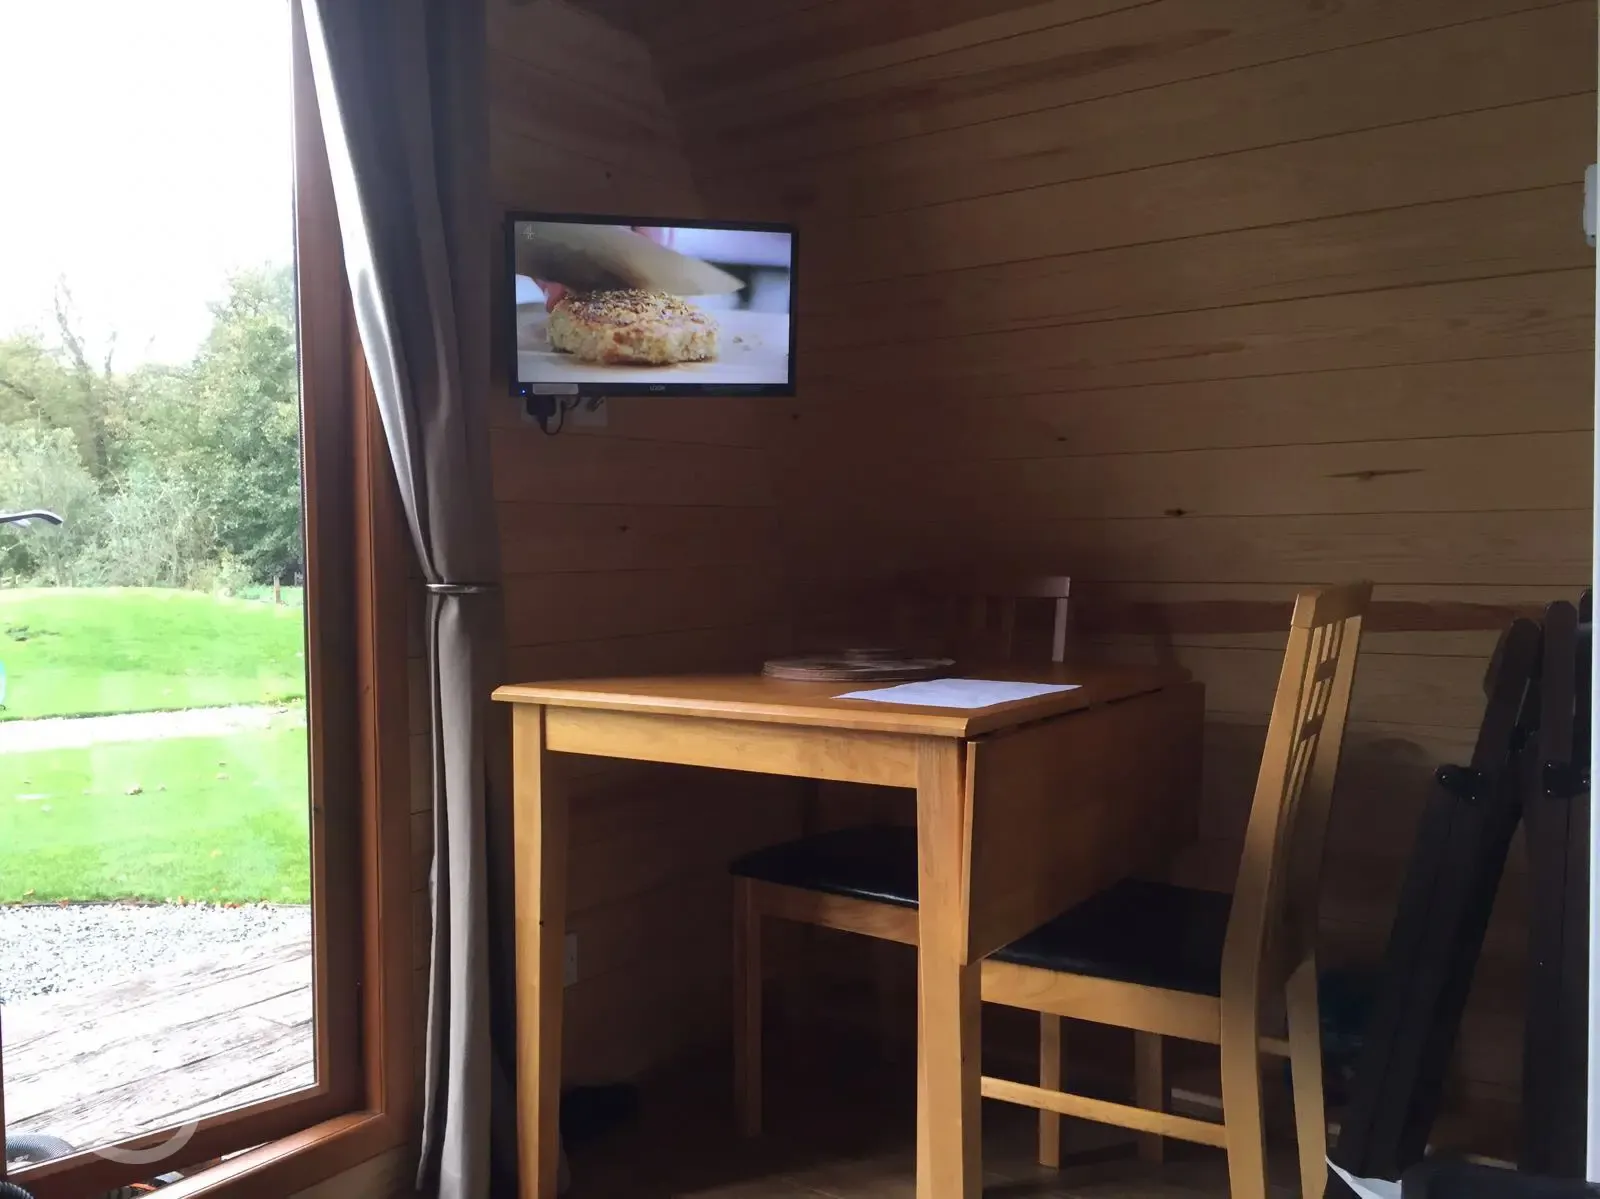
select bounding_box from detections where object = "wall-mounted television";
[506,213,797,398]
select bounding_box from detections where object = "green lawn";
[238,584,305,608]
[0,588,306,720]
[0,724,310,903]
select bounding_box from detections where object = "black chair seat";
[731,831,1231,997]
[993,878,1233,996]
[730,826,917,908]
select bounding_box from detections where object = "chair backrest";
[892,571,1072,664]
[1220,581,1371,1003]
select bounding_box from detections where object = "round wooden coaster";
[762,650,954,682]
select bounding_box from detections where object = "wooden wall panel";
[893,512,1592,588]
[665,0,1572,135]
[856,433,1589,520]
[287,1147,411,1199]
[605,0,1596,1135]
[804,270,1591,393]
[487,430,775,507]
[803,190,1589,346]
[703,5,1593,215]
[798,355,1593,458]
[478,0,804,1090]
[798,97,1591,281]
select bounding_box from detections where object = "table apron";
[542,705,922,787]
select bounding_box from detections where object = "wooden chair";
[729,572,1071,1136]
[978,581,1371,1199]
[890,571,1073,664]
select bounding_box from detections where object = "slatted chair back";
[1222,581,1371,1005]
[891,571,1072,664]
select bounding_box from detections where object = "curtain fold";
[300,3,516,1196]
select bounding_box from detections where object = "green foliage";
[71,469,226,591]
[0,289,136,477]
[0,266,303,588]
[0,424,103,583]
[0,334,73,427]
[128,266,303,582]
[0,588,306,721]
[0,724,310,903]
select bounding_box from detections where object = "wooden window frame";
[4,7,416,1197]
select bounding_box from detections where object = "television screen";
[507,214,796,397]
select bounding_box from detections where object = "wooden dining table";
[494,661,1204,1199]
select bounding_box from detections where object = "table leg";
[915,739,981,1199]
[513,704,568,1199]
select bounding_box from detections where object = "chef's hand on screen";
[535,226,672,312]
[537,281,571,311]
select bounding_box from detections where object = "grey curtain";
[301,3,517,1197]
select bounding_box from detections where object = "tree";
[0,287,138,480]
[0,334,63,424]
[0,265,303,589]
[123,265,303,583]
[49,284,132,478]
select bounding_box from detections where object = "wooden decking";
[4,933,313,1154]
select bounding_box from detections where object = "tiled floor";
[564,1041,1296,1199]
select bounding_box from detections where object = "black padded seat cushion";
[730,831,1232,997]
[730,826,917,908]
[993,878,1233,996]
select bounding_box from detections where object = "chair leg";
[1038,1013,1063,1167]
[1286,958,1328,1199]
[733,879,762,1136]
[874,943,902,1061]
[1220,1003,1269,1199]
[1134,1032,1165,1164]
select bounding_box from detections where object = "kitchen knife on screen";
[515,223,743,296]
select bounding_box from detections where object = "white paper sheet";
[835,678,1081,709]
[1328,1160,1400,1199]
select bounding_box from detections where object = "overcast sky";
[0,1,294,367]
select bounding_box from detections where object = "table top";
[492,660,1190,738]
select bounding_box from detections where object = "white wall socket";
[564,932,578,987]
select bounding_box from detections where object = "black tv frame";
[504,211,798,399]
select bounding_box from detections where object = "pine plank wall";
[603,0,1594,1131]
[317,7,807,1197]
[481,0,805,1091]
[366,3,1597,1191]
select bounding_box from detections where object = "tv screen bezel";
[505,211,799,399]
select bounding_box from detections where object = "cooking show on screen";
[512,220,794,389]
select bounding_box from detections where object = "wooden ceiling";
[554,0,643,35]
[561,0,1059,98]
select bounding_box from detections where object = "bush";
[0,424,103,585]
[71,469,224,590]
[0,446,239,592]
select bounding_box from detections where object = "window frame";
[2,6,415,1196]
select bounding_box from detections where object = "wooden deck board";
[3,933,313,1152]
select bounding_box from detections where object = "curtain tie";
[426,582,498,596]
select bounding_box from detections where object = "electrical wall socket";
[567,396,608,427]
[564,932,578,987]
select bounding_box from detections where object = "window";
[1,6,410,1196]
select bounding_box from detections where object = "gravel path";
[0,903,311,1003]
[0,703,304,754]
